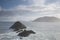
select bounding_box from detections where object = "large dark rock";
[9,21,26,32]
[18,30,36,39]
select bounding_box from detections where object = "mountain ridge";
[33,16,60,22]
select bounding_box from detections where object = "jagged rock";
[17,30,36,39]
[9,21,36,39]
[9,21,26,32]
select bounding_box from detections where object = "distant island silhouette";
[33,16,60,22]
[9,21,36,39]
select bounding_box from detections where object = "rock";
[9,21,26,32]
[17,30,36,39]
[9,21,36,39]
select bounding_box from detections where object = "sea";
[0,21,60,40]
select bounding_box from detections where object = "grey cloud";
[0,10,39,17]
[45,0,60,5]
[0,10,35,21]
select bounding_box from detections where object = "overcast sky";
[0,0,60,22]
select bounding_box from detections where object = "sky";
[0,0,60,21]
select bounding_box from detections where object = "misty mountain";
[33,16,60,22]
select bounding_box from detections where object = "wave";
[0,31,57,40]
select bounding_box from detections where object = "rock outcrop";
[9,21,36,39]
[9,21,26,32]
[18,30,35,39]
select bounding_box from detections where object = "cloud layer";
[0,0,60,21]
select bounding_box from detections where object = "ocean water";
[0,22,60,40]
